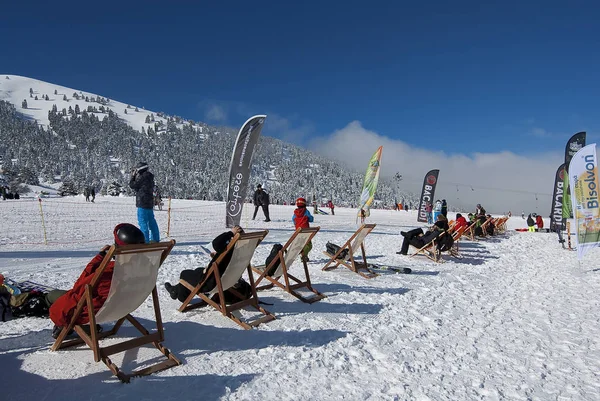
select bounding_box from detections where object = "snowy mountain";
[0,75,417,206]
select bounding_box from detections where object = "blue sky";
[1,1,599,211]
[1,1,598,154]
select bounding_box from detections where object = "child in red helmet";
[292,198,314,261]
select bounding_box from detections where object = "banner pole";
[166,197,172,237]
[567,221,572,250]
[38,198,48,245]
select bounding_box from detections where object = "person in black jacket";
[441,199,448,217]
[252,184,271,222]
[164,226,244,302]
[396,215,448,255]
[129,162,160,242]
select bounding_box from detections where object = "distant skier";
[90,187,95,203]
[441,199,448,217]
[83,187,90,202]
[527,214,535,232]
[535,215,544,231]
[252,184,271,222]
[425,202,433,224]
[327,200,335,215]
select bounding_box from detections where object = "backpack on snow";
[211,278,252,305]
[326,242,349,260]
[264,244,284,276]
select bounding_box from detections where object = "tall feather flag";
[568,143,600,259]
[357,146,383,218]
[563,132,586,221]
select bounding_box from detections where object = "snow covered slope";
[0,74,206,134]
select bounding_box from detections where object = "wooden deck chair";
[495,217,509,233]
[178,230,275,330]
[322,223,378,279]
[251,227,325,304]
[409,231,447,263]
[447,225,469,258]
[51,241,181,383]
[479,216,495,237]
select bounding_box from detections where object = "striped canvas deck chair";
[322,223,378,279]
[251,227,325,304]
[178,230,275,330]
[410,231,447,263]
[51,240,181,383]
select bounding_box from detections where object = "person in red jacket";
[292,197,314,261]
[535,215,544,230]
[48,223,146,338]
[454,213,468,231]
[327,200,335,215]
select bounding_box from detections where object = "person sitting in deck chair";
[396,215,447,255]
[48,223,146,339]
[455,213,468,230]
[164,225,244,302]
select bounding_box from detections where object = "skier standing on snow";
[327,200,335,215]
[252,184,271,222]
[527,214,535,232]
[441,199,448,217]
[129,162,160,243]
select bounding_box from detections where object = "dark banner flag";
[225,115,267,228]
[417,169,440,223]
[549,163,566,231]
[562,131,586,220]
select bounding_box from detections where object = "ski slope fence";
[0,196,306,247]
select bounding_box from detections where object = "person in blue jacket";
[129,162,160,243]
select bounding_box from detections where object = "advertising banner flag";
[549,163,566,231]
[357,146,383,218]
[563,132,586,220]
[568,143,600,259]
[225,115,267,228]
[417,169,440,223]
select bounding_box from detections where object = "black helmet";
[113,223,146,245]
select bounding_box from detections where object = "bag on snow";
[264,244,284,276]
[326,242,349,260]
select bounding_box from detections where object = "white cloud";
[309,121,563,215]
[205,104,227,122]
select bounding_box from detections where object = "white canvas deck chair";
[251,227,325,304]
[178,230,275,330]
[322,223,378,279]
[51,240,181,383]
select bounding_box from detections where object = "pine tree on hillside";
[35,95,38,100]
[58,180,78,196]
[54,89,58,95]
[135,107,139,112]
[106,181,122,196]
[22,99,27,109]
[127,104,131,109]
[124,109,128,114]
[63,94,68,101]
[145,115,151,123]
[45,95,49,101]
[85,96,89,102]
[29,88,33,95]
[75,104,80,115]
